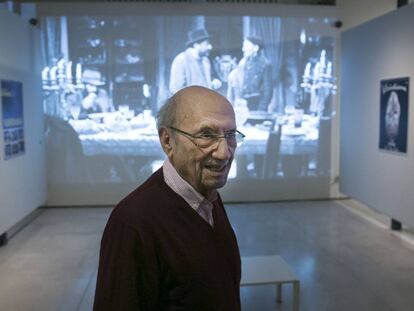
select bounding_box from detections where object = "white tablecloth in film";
[77,126,266,157]
[72,120,318,157]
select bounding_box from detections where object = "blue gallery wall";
[0,7,46,235]
[341,3,414,226]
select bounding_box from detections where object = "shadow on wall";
[44,115,90,184]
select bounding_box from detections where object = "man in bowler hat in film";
[169,28,222,94]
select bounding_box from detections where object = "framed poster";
[1,80,25,160]
[379,77,409,153]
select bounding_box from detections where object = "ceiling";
[3,0,335,5]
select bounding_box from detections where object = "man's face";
[85,83,97,93]
[196,40,212,57]
[242,39,258,58]
[66,93,78,106]
[165,88,236,197]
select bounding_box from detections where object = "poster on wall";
[1,80,25,160]
[379,77,409,153]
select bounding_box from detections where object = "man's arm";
[93,216,159,311]
[169,53,187,94]
[258,64,273,112]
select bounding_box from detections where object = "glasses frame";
[168,126,245,149]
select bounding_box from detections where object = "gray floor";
[1,200,414,311]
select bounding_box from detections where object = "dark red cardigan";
[93,168,241,311]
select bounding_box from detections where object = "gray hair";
[156,95,178,131]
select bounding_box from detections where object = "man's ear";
[159,128,174,157]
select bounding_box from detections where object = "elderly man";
[169,28,222,94]
[93,86,244,311]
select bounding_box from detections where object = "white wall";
[0,7,47,235]
[340,3,414,227]
[337,0,396,31]
[337,0,414,31]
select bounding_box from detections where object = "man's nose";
[212,138,233,160]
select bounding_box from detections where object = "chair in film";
[262,122,282,179]
[45,115,91,184]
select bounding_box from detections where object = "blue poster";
[1,80,25,160]
[379,77,409,153]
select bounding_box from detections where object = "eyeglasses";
[168,126,245,149]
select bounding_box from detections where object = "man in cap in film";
[228,36,272,112]
[93,86,244,310]
[169,28,222,94]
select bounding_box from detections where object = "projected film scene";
[41,15,337,185]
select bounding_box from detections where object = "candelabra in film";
[300,50,337,119]
[41,58,84,118]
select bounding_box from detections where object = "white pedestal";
[241,255,300,311]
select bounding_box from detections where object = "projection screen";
[38,3,338,205]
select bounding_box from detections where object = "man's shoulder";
[109,168,175,225]
[259,53,271,66]
[172,50,188,62]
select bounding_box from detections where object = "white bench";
[241,255,300,311]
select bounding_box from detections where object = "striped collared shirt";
[163,159,216,226]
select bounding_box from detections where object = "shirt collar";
[163,159,217,211]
